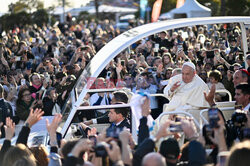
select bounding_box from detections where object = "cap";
[159,138,180,160]
[183,62,196,70]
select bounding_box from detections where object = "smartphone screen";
[21,79,26,86]
[121,60,125,66]
[218,151,229,166]
[208,108,219,128]
[15,56,21,61]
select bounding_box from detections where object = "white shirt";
[90,93,112,114]
[243,103,250,112]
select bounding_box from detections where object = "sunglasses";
[124,78,131,81]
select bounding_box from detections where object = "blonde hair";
[226,140,250,166]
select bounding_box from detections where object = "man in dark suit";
[107,105,130,130]
[83,90,129,125]
[0,84,13,138]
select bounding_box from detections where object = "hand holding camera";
[71,139,93,157]
[105,141,122,163]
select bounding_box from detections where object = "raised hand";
[46,114,62,147]
[204,84,216,106]
[170,81,181,92]
[4,117,15,140]
[155,120,172,141]
[71,139,93,157]
[25,108,44,128]
[46,114,62,135]
[141,97,151,117]
[105,141,122,163]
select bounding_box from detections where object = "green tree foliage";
[0,0,47,30]
[225,0,250,16]
[0,12,31,30]
[32,9,49,27]
[8,0,44,14]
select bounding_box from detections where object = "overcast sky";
[0,0,91,13]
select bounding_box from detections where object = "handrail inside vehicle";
[158,111,200,130]
[199,107,236,125]
[215,89,232,102]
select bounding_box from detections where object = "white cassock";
[163,74,210,112]
[151,74,210,145]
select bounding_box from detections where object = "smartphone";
[155,43,159,49]
[218,151,229,166]
[21,79,26,86]
[15,56,21,61]
[36,93,40,100]
[208,108,219,128]
[56,132,62,147]
[106,71,111,79]
[177,44,183,53]
[121,60,125,66]
[169,123,183,132]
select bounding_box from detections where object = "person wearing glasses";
[16,88,41,121]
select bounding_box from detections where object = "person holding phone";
[29,73,47,100]
[16,88,40,121]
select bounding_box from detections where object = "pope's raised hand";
[170,81,181,92]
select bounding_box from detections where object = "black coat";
[0,99,13,138]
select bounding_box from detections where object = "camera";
[231,111,247,127]
[242,128,250,139]
[94,142,109,157]
[208,108,220,128]
[106,71,111,79]
[226,110,249,144]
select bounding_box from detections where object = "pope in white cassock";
[151,62,212,144]
[163,62,210,112]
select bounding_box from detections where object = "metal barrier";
[200,107,235,125]
[215,89,232,102]
[149,93,168,99]
[158,111,200,130]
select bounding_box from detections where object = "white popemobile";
[0,16,249,147]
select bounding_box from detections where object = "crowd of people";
[0,15,250,166]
